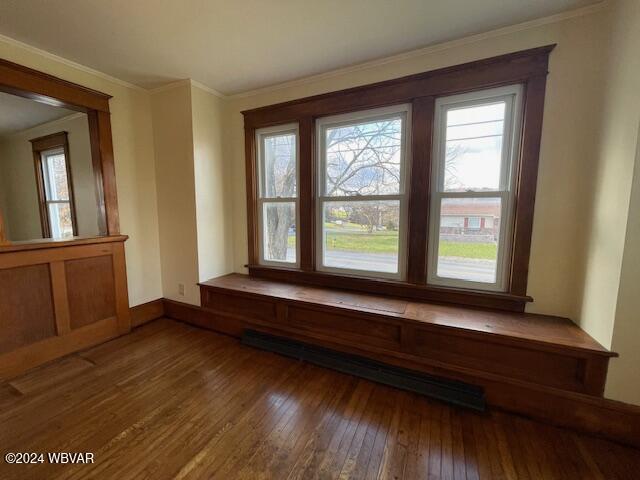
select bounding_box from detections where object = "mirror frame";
[0,57,119,244]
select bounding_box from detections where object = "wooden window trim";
[242,45,555,312]
[30,132,78,238]
[0,56,119,247]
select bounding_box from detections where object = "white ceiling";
[0,91,75,137]
[0,0,599,95]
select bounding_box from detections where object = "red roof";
[441,199,501,216]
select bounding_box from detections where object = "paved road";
[284,248,496,283]
[325,250,495,282]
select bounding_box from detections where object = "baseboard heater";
[241,329,486,411]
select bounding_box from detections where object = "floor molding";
[130,299,165,327]
[161,297,640,448]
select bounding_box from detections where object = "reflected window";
[32,133,77,239]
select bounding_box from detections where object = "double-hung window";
[256,124,299,266]
[316,105,410,279]
[31,132,78,240]
[40,147,76,239]
[244,47,551,309]
[428,85,523,291]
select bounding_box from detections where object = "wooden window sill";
[0,235,128,253]
[200,273,614,357]
[247,264,532,312]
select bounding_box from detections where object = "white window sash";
[255,123,300,267]
[315,104,411,280]
[427,85,523,291]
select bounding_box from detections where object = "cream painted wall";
[577,0,640,349]
[0,37,163,306]
[151,83,200,305]
[191,84,235,282]
[0,113,99,241]
[226,9,610,325]
[151,82,235,305]
[593,0,640,405]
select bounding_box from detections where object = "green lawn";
[438,240,497,260]
[288,226,497,259]
[325,231,399,253]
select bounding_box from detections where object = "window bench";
[196,274,614,400]
[185,274,640,445]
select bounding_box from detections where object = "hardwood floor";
[0,319,638,479]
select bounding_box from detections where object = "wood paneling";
[286,306,401,349]
[0,264,56,354]
[0,237,130,380]
[65,255,117,329]
[0,57,130,380]
[411,327,584,391]
[242,46,554,311]
[202,290,277,324]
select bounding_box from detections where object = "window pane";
[444,102,505,192]
[48,202,74,239]
[262,133,296,198]
[323,200,399,273]
[324,117,403,196]
[44,153,70,201]
[436,197,501,283]
[263,202,296,263]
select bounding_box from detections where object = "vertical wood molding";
[510,74,548,295]
[0,209,7,245]
[407,96,435,284]
[244,126,259,265]
[88,111,108,236]
[112,242,132,334]
[298,117,315,271]
[50,261,71,335]
[96,111,120,236]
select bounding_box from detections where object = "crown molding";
[1,112,86,139]
[0,1,609,100]
[189,80,224,98]
[0,32,145,93]
[227,1,609,100]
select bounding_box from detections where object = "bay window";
[243,46,552,311]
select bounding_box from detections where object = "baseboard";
[161,297,640,448]
[130,299,165,327]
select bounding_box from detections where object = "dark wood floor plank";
[0,318,637,480]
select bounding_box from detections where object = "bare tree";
[263,120,467,258]
[264,135,295,261]
[444,143,467,190]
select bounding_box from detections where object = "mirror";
[0,91,101,242]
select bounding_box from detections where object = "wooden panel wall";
[199,276,613,399]
[0,264,56,353]
[66,255,117,329]
[0,237,130,380]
